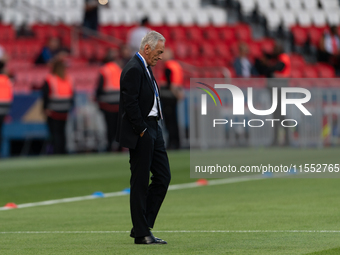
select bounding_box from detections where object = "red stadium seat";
[70,67,100,92]
[1,40,43,60]
[215,43,232,63]
[187,43,200,59]
[186,58,202,66]
[219,26,236,42]
[308,26,324,47]
[173,42,189,60]
[290,54,305,69]
[235,24,252,42]
[204,27,219,41]
[291,26,308,46]
[14,67,49,92]
[107,26,120,40]
[99,25,111,35]
[0,25,15,41]
[200,42,215,59]
[169,26,186,41]
[290,68,303,78]
[7,60,33,72]
[230,40,240,57]
[116,25,132,41]
[202,70,214,78]
[106,26,131,41]
[32,25,58,40]
[186,26,203,41]
[248,41,262,59]
[260,39,275,54]
[316,63,335,78]
[303,65,318,78]
[213,58,228,67]
[79,40,96,60]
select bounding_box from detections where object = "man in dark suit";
[116,31,170,244]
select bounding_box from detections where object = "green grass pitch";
[1,148,340,254]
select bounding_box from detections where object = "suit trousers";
[129,119,171,238]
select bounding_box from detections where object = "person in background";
[318,26,340,70]
[83,0,99,32]
[41,58,74,154]
[35,37,63,65]
[0,59,13,156]
[16,23,35,38]
[255,43,291,146]
[233,43,258,77]
[160,48,184,149]
[127,17,151,56]
[95,49,122,152]
[255,43,291,78]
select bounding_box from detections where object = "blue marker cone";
[122,188,130,194]
[92,191,105,198]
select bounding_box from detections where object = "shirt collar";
[136,52,148,68]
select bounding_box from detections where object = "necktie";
[147,66,163,120]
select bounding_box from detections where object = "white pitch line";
[0,174,283,211]
[1,230,340,234]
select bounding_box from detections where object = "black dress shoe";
[130,228,155,238]
[134,235,167,244]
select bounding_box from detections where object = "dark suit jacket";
[116,54,157,149]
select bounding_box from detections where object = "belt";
[147,116,159,121]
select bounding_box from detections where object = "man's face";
[145,40,165,66]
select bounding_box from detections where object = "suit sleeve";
[120,67,147,135]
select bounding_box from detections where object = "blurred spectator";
[41,58,74,154]
[16,23,35,38]
[233,43,258,77]
[255,43,291,146]
[127,17,151,56]
[117,44,131,68]
[255,43,291,78]
[83,0,99,32]
[95,49,122,152]
[35,37,65,65]
[101,48,116,64]
[160,48,184,149]
[318,26,340,70]
[0,60,13,156]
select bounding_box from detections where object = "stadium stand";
[0,0,339,95]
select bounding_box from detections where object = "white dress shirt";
[136,52,158,117]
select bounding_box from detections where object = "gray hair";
[140,31,166,51]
